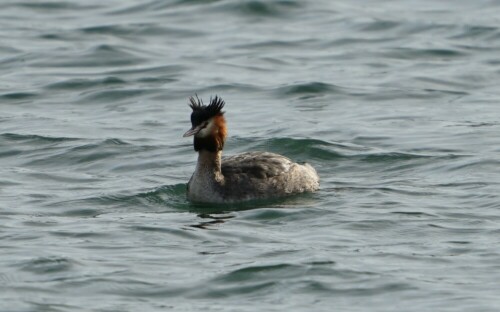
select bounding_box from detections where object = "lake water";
[1,0,500,311]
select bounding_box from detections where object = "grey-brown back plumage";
[219,152,319,202]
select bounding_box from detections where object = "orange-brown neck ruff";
[194,114,227,153]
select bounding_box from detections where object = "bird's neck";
[194,135,223,153]
[195,149,223,178]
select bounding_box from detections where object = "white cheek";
[196,119,215,138]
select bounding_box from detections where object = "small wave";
[0,92,38,101]
[33,44,146,68]
[11,2,98,11]
[45,77,125,91]
[105,64,185,77]
[23,138,129,167]
[53,184,190,213]
[217,0,302,17]
[449,25,498,40]
[274,82,346,97]
[247,137,362,161]
[358,19,401,32]
[357,152,433,162]
[197,83,261,94]
[81,24,149,36]
[82,23,204,38]
[106,1,177,15]
[0,133,79,144]
[77,88,148,104]
[415,76,469,88]
[233,38,316,50]
[25,171,103,184]
[240,207,325,223]
[332,186,439,198]
[19,256,75,274]
[441,158,500,172]
[382,47,467,60]
[216,263,298,282]
[391,211,437,217]
[200,260,387,298]
[129,184,188,208]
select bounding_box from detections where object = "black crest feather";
[188,95,225,127]
[188,94,204,111]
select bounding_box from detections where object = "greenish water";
[2,0,500,311]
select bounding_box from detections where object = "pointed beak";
[183,125,202,137]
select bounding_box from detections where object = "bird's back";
[220,152,319,201]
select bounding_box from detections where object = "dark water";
[2,0,500,311]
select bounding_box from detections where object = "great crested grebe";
[183,95,319,203]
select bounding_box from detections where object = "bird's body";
[183,96,319,203]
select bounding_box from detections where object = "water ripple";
[19,256,75,274]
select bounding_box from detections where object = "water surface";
[1,0,500,311]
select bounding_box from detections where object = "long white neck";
[194,150,223,181]
[187,149,225,202]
